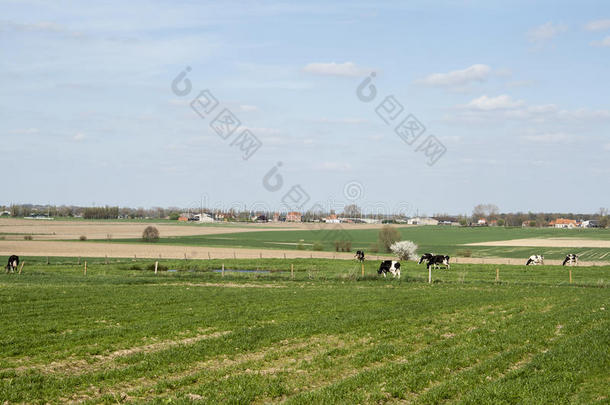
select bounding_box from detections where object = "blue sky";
[1,0,609,215]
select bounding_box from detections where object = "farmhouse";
[324,214,340,223]
[407,217,439,225]
[193,213,214,223]
[581,220,599,228]
[549,218,578,228]
[286,211,302,222]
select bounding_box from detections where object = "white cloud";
[302,62,370,77]
[590,36,610,47]
[73,132,86,141]
[315,162,352,171]
[463,95,525,111]
[527,22,567,44]
[584,19,610,31]
[239,105,259,112]
[521,132,573,143]
[10,128,39,135]
[315,117,368,124]
[416,64,491,87]
[447,95,610,126]
[604,143,610,151]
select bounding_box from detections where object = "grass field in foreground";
[95,226,610,262]
[1,258,608,404]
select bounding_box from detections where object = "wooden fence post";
[222,263,225,277]
[105,255,108,265]
[428,266,432,284]
[18,261,24,274]
[361,262,364,277]
[46,256,49,265]
[78,257,81,265]
[154,261,158,274]
[284,253,286,259]
[208,252,211,260]
[84,261,87,276]
[291,264,294,279]
[233,251,236,259]
[569,268,572,284]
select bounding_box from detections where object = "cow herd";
[3,252,582,276]
[349,251,581,279]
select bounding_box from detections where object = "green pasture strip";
[1,260,607,403]
[82,226,610,260]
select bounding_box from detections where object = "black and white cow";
[525,255,544,266]
[562,254,578,266]
[378,260,400,278]
[419,253,450,269]
[5,255,19,273]
[424,255,450,270]
[418,253,434,265]
[355,250,365,262]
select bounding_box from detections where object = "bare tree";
[343,204,361,218]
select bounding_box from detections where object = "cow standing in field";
[378,260,401,278]
[562,254,578,266]
[355,250,365,262]
[526,255,544,266]
[5,255,19,273]
[418,253,434,265]
[419,253,450,270]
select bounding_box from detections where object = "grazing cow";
[562,254,578,266]
[5,255,19,273]
[378,260,401,278]
[526,255,544,266]
[418,253,434,265]
[355,250,365,262]
[423,255,450,270]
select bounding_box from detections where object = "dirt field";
[465,238,610,248]
[0,218,386,241]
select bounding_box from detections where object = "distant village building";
[324,214,340,224]
[549,218,578,228]
[272,212,280,222]
[581,220,599,228]
[477,218,487,225]
[194,213,214,223]
[286,211,302,222]
[407,217,439,226]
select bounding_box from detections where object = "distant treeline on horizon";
[2,203,608,228]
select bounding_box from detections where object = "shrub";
[390,240,419,261]
[24,235,33,241]
[312,241,324,251]
[457,249,472,257]
[169,212,180,221]
[296,240,305,250]
[79,235,87,241]
[334,240,352,252]
[142,226,160,242]
[378,225,401,252]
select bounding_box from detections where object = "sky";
[1,0,609,216]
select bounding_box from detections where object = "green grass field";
[1,257,608,404]
[96,226,610,262]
